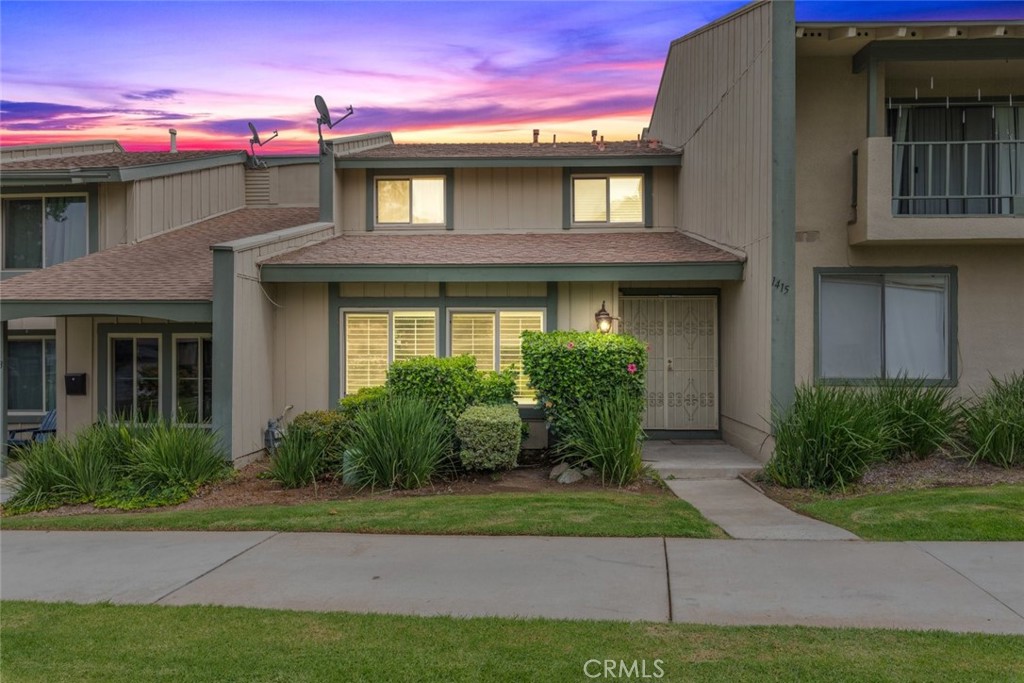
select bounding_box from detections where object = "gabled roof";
[260,231,743,283]
[0,207,320,310]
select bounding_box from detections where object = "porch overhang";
[0,300,212,323]
[260,262,743,283]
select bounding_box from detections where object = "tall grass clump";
[873,378,959,459]
[558,388,645,486]
[347,395,451,489]
[766,385,891,491]
[127,421,229,492]
[962,372,1024,468]
[268,428,325,489]
[8,439,80,511]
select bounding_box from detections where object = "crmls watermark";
[583,659,665,679]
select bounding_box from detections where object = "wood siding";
[130,164,245,240]
[245,165,319,207]
[272,283,329,420]
[648,1,774,454]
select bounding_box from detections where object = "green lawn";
[2,601,1021,683]
[796,484,1024,541]
[1,491,726,538]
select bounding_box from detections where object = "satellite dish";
[314,95,354,154]
[246,121,279,168]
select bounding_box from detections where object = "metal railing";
[892,140,1023,216]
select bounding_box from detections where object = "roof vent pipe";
[591,129,598,144]
[169,128,178,153]
[552,134,557,147]
[532,129,540,146]
[598,135,605,152]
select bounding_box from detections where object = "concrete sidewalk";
[2,531,1022,635]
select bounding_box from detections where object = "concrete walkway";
[643,441,858,540]
[2,531,1022,634]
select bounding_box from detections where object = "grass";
[0,491,726,538]
[795,484,1024,541]
[2,601,1021,683]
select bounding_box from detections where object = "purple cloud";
[123,88,179,101]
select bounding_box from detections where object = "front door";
[620,296,718,430]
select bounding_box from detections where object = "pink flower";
[566,342,575,350]
[627,363,638,374]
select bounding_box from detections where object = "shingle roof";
[338,141,678,160]
[263,231,739,267]
[0,150,244,171]
[0,207,320,302]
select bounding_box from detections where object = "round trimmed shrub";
[455,404,522,471]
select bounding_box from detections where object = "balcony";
[849,137,1024,245]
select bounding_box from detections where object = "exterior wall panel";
[131,165,245,241]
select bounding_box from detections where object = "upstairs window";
[2,195,88,269]
[572,174,644,225]
[375,176,446,226]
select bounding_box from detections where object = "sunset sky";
[2,1,1022,153]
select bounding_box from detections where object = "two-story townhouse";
[1,139,320,461]
[647,0,1023,457]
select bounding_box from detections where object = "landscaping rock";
[557,468,584,485]
[581,467,597,479]
[549,463,570,480]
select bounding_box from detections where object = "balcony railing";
[892,140,1023,216]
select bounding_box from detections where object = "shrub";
[268,428,325,488]
[347,395,451,489]
[474,369,518,406]
[765,384,892,491]
[288,410,349,470]
[557,388,645,486]
[7,439,81,511]
[387,355,479,426]
[521,330,647,438]
[127,421,229,493]
[963,372,1024,468]
[455,404,522,471]
[339,385,388,419]
[873,378,959,459]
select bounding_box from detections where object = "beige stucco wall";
[795,55,1024,396]
[335,166,676,234]
[647,1,773,457]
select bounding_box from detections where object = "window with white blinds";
[344,311,437,394]
[450,310,543,402]
[571,175,643,224]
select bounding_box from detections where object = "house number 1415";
[771,277,790,295]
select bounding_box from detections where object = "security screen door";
[620,296,718,430]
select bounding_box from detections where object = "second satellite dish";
[315,95,354,154]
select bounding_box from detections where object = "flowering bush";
[521,330,647,439]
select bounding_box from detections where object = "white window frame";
[570,173,645,226]
[1,192,89,270]
[108,334,162,420]
[340,308,440,395]
[373,175,447,227]
[171,333,212,425]
[6,335,56,416]
[447,308,546,403]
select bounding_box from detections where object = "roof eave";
[335,155,681,169]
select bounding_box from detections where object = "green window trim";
[813,266,958,386]
[562,167,653,229]
[365,168,455,231]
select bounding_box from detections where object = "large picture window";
[375,176,446,226]
[344,311,437,394]
[174,336,212,424]
[6,337,56,413]
[450,310,544,401]
[572,174,644,225]
[110,336,161,421]
[817,270,954,382]
[2,195,88,269]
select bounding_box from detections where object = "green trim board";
[364,169,455,231]
[853,38,1024,74]
[770,0,797,419]
[1,321,8,472]
[211,250,234,457]
[96,323,213,423]
[812,266,958,386]
[327,283,556,405]
[0,301,212,323]
[336,156,680,169]
[263,263,744,284]
[561,167,654,229]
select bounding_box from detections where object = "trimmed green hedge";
[455,404,522,471]
[521,330,647,438]
[474,369,518,406]
[387,355,478,425]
